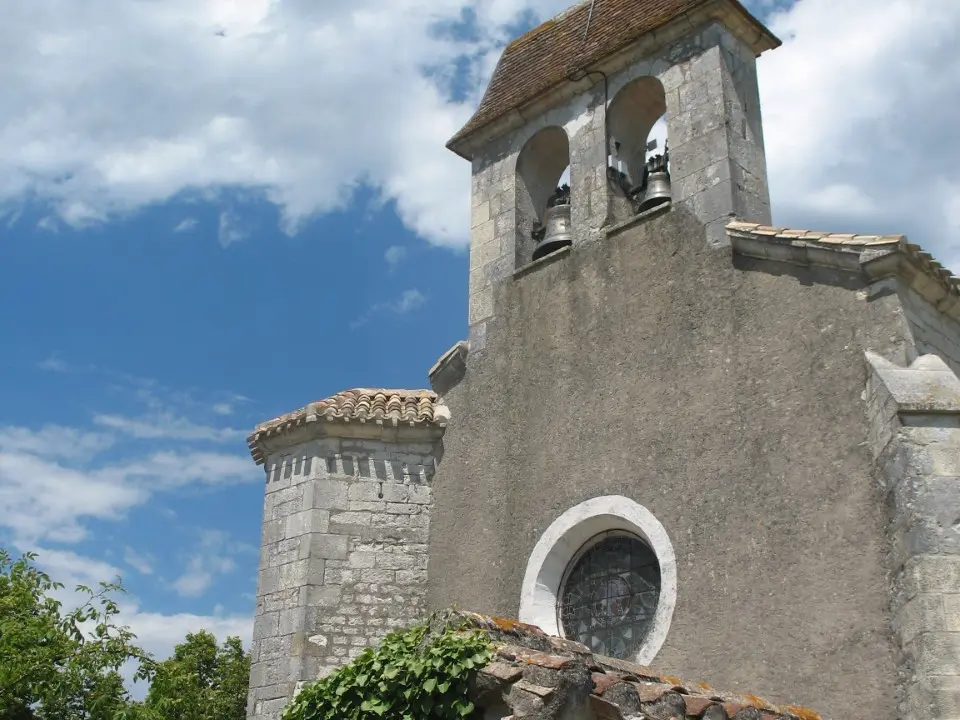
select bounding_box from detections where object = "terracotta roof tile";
[246,389,447,465]
[459,611,823,720]
[447,0,778,153]
[726,221,960,306]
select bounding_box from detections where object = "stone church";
[245,1,960,718]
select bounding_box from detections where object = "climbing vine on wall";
[282,612,494,720]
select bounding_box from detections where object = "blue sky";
[1,0,959,678]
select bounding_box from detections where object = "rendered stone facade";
[246,1,960,719]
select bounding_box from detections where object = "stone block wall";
[247,438,438,720]
[466,22,770,354]
[895,281,960,375]
[865,352,960,720]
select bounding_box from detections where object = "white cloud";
[758,0,960,267]
[117,602,252,699]
[211,394,249,416]
[120,603,251,660]
[385,245,408,270]
[34,547,124,590]
[124,547,155,575]
[217,210,247,247]
[395,289,427,314]
[172,529,253,598]
[0,0,958,262]
[0,420,257,546]
[92,412,244,443]
[0,0,570,248]
[173,217,197,232]
[37,355,71,372]
[36,216,59,233]
[0,425,115,461]
[351,288,428,328]
[0,451,147,543]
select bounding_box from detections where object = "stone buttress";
[244,389,449,720]
[865,353,960,720]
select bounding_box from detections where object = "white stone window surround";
[518,495,678,665]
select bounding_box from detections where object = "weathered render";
[245,1,960,719]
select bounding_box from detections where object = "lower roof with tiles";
[454,611,822,720]
[246,389,445,465]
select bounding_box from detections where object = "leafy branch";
[284,613,494,720]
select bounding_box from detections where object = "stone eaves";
[246,389,449,465]
[726,221,960,323]
[447,0,780,158]
[456,611,823,720]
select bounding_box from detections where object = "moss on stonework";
[282,610,494,720]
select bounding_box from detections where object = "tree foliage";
[0,548,154,720]
[138,630,250,720]
[285,613,494,720]
[0,548,250,720]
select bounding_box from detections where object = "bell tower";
[446,0,780,354]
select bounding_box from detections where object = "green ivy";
[283,614,494,720]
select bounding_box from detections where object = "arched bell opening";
[515,126,571,266]
[607,76,671,220]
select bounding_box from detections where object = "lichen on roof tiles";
[246,388,447,465]
[450,610,823,720]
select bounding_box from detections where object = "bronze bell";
[532,184,573,261]
[636,147,672,214]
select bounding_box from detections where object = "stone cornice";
[865,352,960,415]
[247,389,450,465]
[727,222,960,323]
[428,341,469,396]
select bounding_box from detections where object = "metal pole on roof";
[582,0,597,42]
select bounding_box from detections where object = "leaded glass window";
[557,532,661,659]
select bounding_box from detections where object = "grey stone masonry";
[897,282,960,377]
[865,351,960,720]
[465,21,771,354]
[246,435,441,720]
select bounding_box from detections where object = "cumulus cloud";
[759,0,960,266]
[0,0,545,247]
[1,0,958,256]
